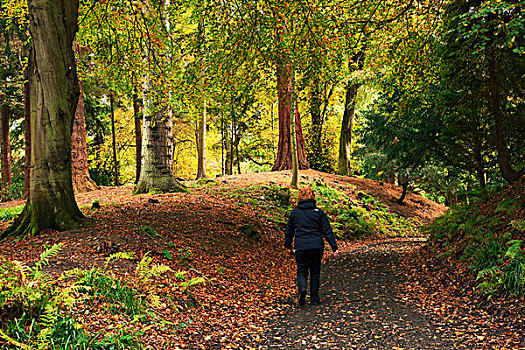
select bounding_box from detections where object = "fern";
[135,253,172,307]
[505,240,523,259]
[104,251,134,269]
[179,277,206,291]
[34,243,63,273]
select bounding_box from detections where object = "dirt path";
[256,241,458,350]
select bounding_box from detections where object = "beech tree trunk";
[23,66,31,199]
[71,67,98,193]
[487,55,520,184]
[2,0,83,239]
[0,103,12,200]
[272,62,309,171]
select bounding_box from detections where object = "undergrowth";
[207,180,418,239]
[0,205,24,222]
[0,245,204,349]
[427,196,525,298]
[310,180,419,239]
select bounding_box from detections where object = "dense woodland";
[0,0,524,348]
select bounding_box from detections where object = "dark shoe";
[311,300,320,306]
[298,289,307,306]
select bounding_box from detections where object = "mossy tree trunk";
[2,0,83,239]
[134,85,184,193]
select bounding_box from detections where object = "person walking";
[285,186,338,306]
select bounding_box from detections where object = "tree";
[440,0,525,184]
[338,51,364,176]
[0,0,26,200]
[0,101,12,199]
[134,0,184,193]
[2,0,82,239]
[71,43,98,193]
[360,87,441,204]
[271,61,309,171]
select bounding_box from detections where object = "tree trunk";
[133,85,142,184]
[487,55,519,184]
[196,100,207,179]
[220,114,224,176]
[0,103,12,200]
[224,135,233,175]
[308,77,324,171]
[196,18,207,180]
[446,189,458,206]
[109,93,119,186]
[398,177,409,205]
[290,68,299,187]
[2,0,83,239]
[338,82,358,175]
[71,46,98,193]
[338,51,364,176]
[135,100,183,193]
[272,62,309,171]
[23,69,31,200]
[134,0,184,194]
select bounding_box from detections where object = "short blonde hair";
[298,186,315,202]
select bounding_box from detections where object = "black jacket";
[284,199,338,252]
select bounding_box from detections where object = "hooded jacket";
[284,199,338,252]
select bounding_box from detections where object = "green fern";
[135,253,172,307]
[34,243,63,273]
[104,251,134,269]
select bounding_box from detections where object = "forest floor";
[0,170,523,349]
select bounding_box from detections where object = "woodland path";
[254,241,479,350]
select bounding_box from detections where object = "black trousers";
[294,248,323,303]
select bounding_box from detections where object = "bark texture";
[2,0,83,239]
[23,68,31,199]
[134,78,184,193]
[272,63,309,171]
[110,93,119,186]
[196,101,207,179]
[133,88,142,184]
[71,74,98,192]
[0,103,12,200]
[338,52,364,176]
[134,0,184,194]
[338,82,358,175]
